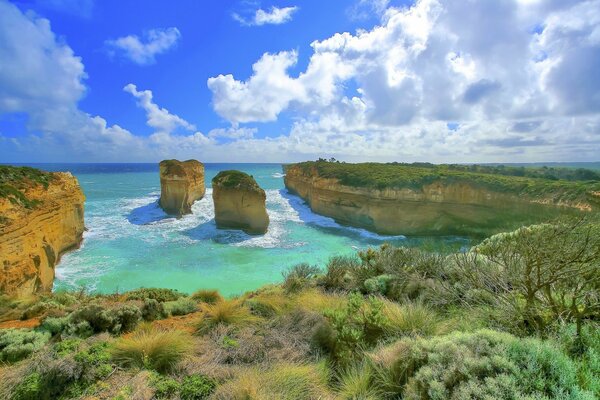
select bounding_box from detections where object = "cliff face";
[0,172,85,296]
[159,160,205,216]
[212,171,269,235]
[284,165,586,236]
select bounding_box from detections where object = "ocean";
[14,162,581,296]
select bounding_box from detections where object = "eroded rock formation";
[159,159,205,216]
[0,169,85,296]
[212,170,269,235]
[284,163,593,236]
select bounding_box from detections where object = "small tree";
[453,219,600,338]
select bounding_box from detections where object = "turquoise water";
[19,164,470,296]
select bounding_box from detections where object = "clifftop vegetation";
[289,160,600,206]
[212,170,261,191]
[0,165,54,209]
[1,218,598,399]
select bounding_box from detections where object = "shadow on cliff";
[127,200,171,225]
[182,220,252,245]
[278,189,410,245]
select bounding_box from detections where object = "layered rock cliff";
[212,170,269,235]
[0,167,85,296]
[284,162,597,236]
[159,159,205,216]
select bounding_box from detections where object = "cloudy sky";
[0,0,599,163]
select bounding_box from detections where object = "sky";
[0,0,599,163]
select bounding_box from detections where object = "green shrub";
[151,373,179,399]
[141,298,167,321]
[125,288,183,302]
[0,329,50,362]
[12,372,42,400]
[53,338,83,356]
[111,326,192,373]
[39,316,69,335]
[191,289,223,304]
[370,329,594,399]
[315,293,389,365]
[363,275,393,295]
[164,297,198,316]
[282,263,321,293]
[68,303,141,335]
[321,256,361,291]
[180,374,216,400]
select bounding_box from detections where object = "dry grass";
[382,300,442,337]
[336,362,383,400]
[191,289,223,304]
[211,363,334,400]
[196,299,260,334]
[111,324,192,373]
[291,288,347,313]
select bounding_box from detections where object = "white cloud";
[233,6,299,26]
[105,27,180,65]
[124,84,195,134]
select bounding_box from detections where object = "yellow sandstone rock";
[0,170,85,296]
[159,159,205,216]
[212,170,269,235]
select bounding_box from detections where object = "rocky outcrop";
[0,170,85,296]
[284,164,591,236]
[212,170,269,235]
[159,160,205,216]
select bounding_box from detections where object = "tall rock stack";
[159,159,205,216]
[212,170,269,235]
[0,168,85,296]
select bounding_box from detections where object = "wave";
[271,172,286,178]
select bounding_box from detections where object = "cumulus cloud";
[105,27,180,65]
[208,0,600,161]
[233,5,299,26]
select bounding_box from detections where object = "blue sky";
[0,0,599,162]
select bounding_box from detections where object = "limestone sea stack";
[0,166,85,296]
[212,170,269,235]
[159,159,205,216]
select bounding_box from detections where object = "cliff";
[212,170,269,235]
[284,161,599,236]
[0,166,85,296]
[159,159,205,216]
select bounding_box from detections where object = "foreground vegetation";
[0,218,599,399]
[0,165,54,210]
[290,160,600,207]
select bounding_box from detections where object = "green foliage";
[125,287,183,302]
[191,289,223,304]
[180,374,217,400]
[317,293,390,365]
[164,297,198,316]
[282,263,321,293]
[336,363,382,400]
[12,372,42,400]
[53,338,83,356]
[151,373,180,399]
[141,298,167,321]
[39,316,70,335]
[370,329,594,399]
[212,170,260,190]
[321,255,361,291]
[111,326,192,373]
[68,303,141,335]
[0,165,54,209]
[0,329,50,362]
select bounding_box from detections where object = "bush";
[111,326,192,373]
[151,373,179,399]
[212,363,331,400]
[321,256,361,291]
[315,293,389,366]
[125,288,183,302]
[164,297,198,316]
[282,263,321,293]
[191,289,223,304]
[0,329,50,362]
[180,374,216,400]
[197,300,258,334]
[68,303,141,335]
[39,316,69,335]
[369,329,594,399]
[141,298,167,321]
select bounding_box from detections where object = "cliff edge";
[159,159,205,216]
[0,166,85,296]
[212,170,269,235]
[284,161,600,236]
